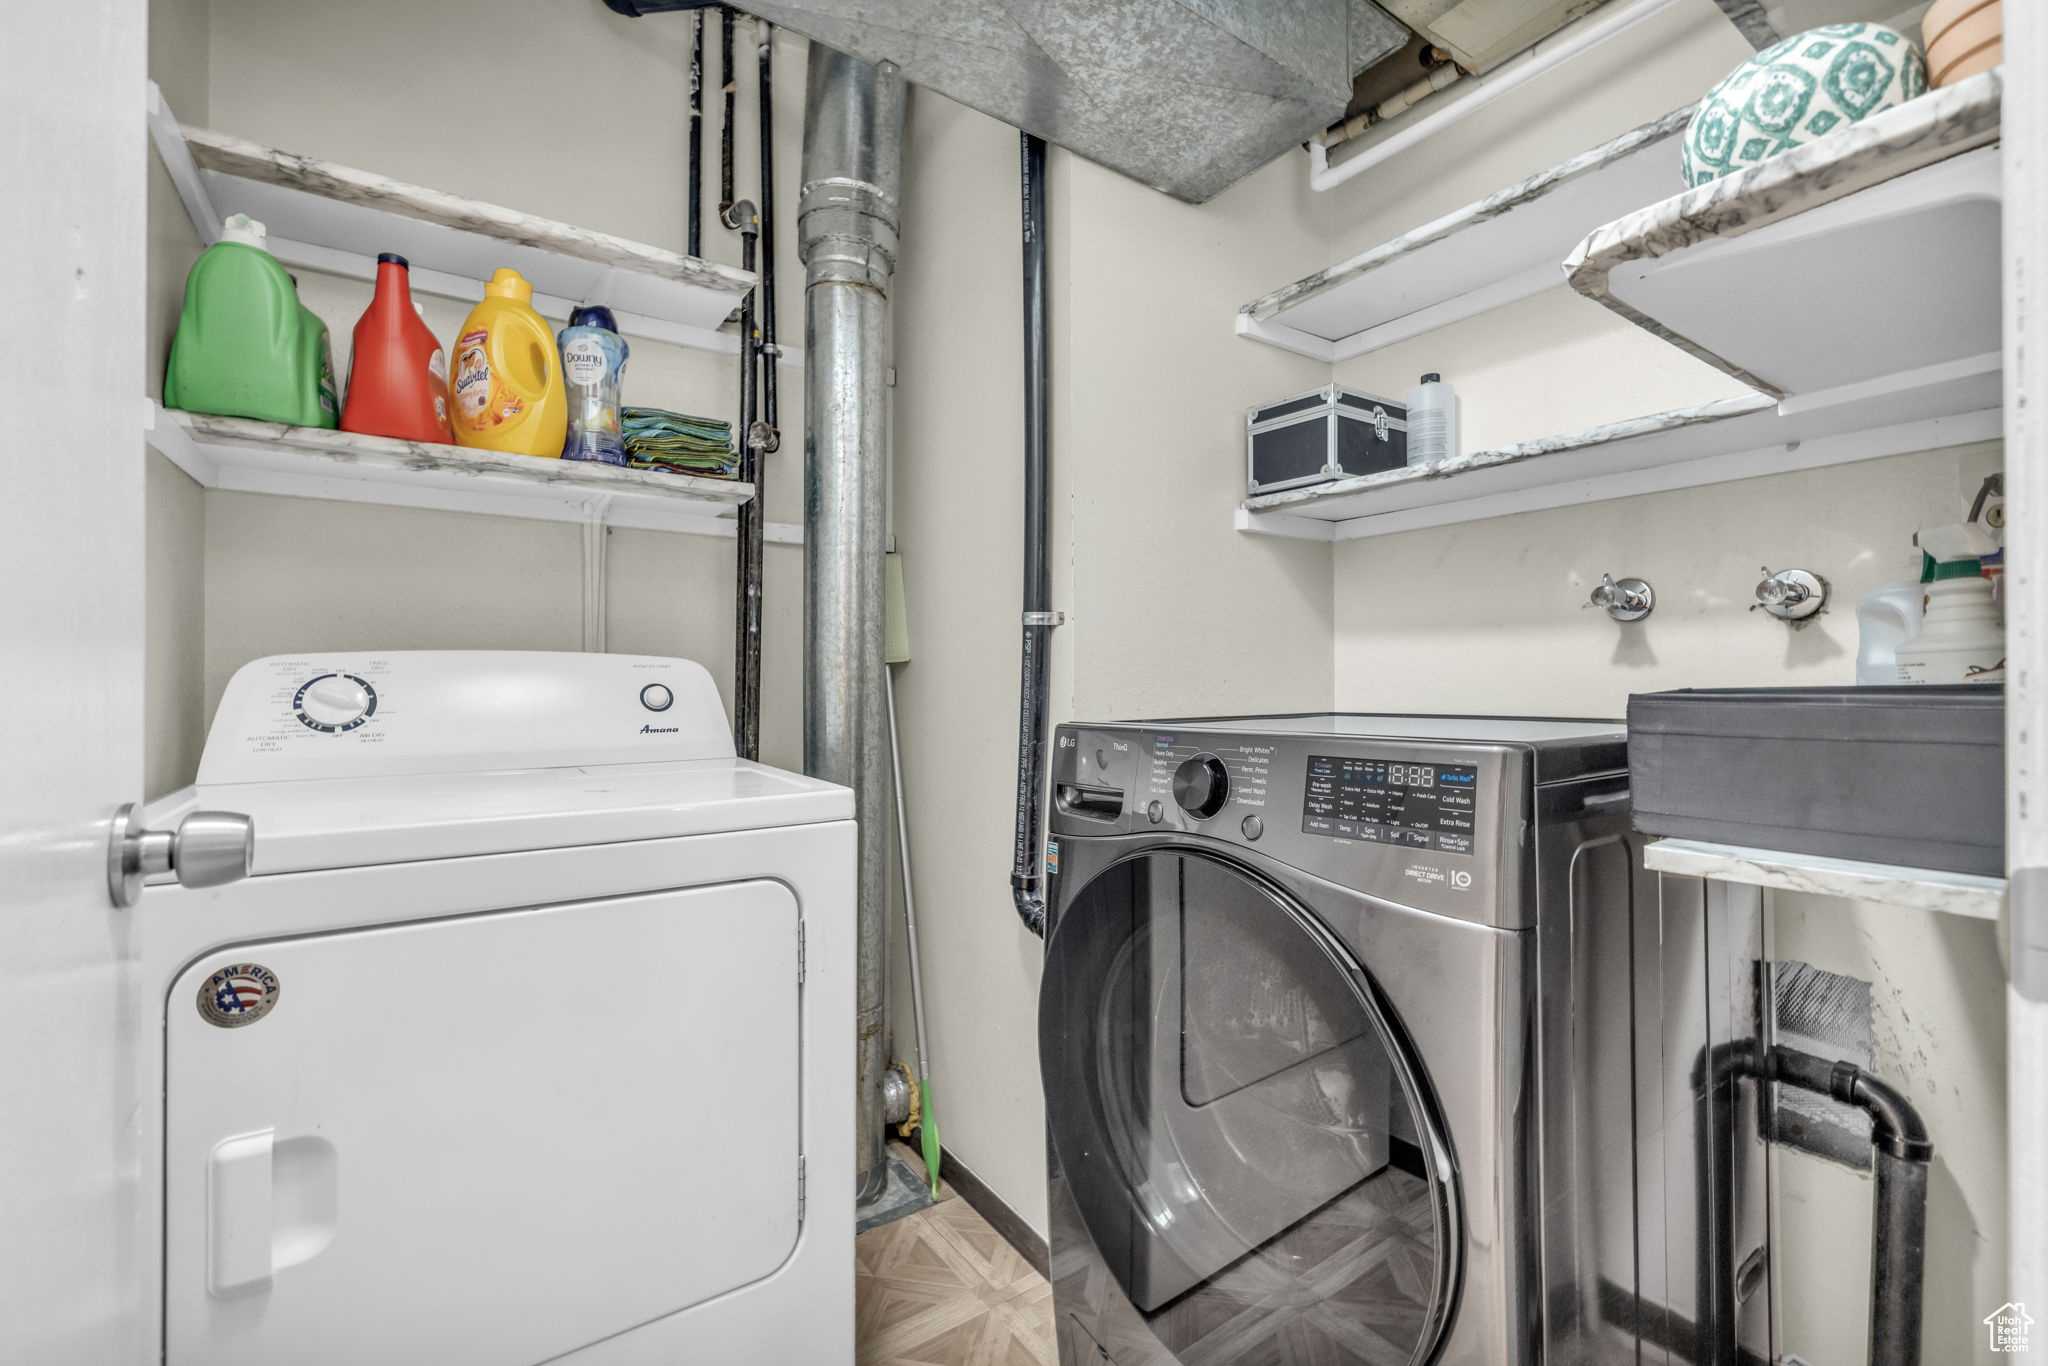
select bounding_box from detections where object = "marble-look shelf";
[1644,838,2005,920]
[145,82,776,362]
[1567,69,2003,404]
[1238,106,1695,362]
[144,401,801,544]
[1236,375,2001,540]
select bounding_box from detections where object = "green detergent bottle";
[165,214,339,428]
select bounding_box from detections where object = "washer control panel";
[1302,755,1479,856]
[1049,720,1556,929]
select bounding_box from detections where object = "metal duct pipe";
[799,42,905,1201]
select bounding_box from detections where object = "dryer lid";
[146,759,851,877]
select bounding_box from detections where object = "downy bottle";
[557,305,630,465]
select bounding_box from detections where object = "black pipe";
[1692,1039,1755,1366]
[1767,1049,1931,1366]
[755,18,779,447]
[732,200,763,760]
[687,9,704,256]
[1697,1043,1931,1366]
[1009,132,1051,939]
[719,7,737,228]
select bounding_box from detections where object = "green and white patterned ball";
[1683,23,1927,188]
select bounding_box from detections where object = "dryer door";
[1042,849,1457,1364]
[163,880,802,1366]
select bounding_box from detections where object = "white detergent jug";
[1896,569,2003,685]
[1854,580,1921,686]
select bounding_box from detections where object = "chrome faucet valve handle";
[1755,567,1826,620]
[1591,573,1655,622]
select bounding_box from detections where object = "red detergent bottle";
[341,253,452,442]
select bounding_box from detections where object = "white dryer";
[136,651,853,1366]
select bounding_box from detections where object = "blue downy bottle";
[557,305,630,464]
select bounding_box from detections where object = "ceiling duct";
[607,0,1410,203]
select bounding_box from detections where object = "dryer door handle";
[207,1129,339,1299]
[209,1130,276,1298]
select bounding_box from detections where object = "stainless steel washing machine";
[1040,714,1655,1366]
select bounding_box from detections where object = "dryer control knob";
[298,674,371,728]
[1172,754,1230,819]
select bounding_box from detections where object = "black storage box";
[1246,384,1407,495]
[1627,685,2003,875]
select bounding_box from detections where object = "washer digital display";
[1302,755,1478,853]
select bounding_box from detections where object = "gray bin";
[1627,685,2003,876]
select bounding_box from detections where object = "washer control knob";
[640,683,674,712]
[1172,754,1230,819]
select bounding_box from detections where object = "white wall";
[1333,445,2001,715]
[889,89,1336,1234]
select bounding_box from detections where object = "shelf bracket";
[1232,313,1337,363]
[1234,506,1334,541]
[144,82,221,246]
[142,397,219,485]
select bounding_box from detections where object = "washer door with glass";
[1041,849,1458,1365]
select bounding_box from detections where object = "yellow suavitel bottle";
[449,268,568,456]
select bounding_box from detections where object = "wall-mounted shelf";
[1238,106,1694,363]
[1236,379,2001,540]
[1644,838,2005,920]
[1567,68,2003,405]
[145,82,795,365]
[144,401,801,543]
[1239,70,2007,542]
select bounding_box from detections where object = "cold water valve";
[1590,573,1655,622]
[1755,567,1827,621]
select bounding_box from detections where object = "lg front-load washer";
[1041,714,1651,1366]
[135,651,853,1366]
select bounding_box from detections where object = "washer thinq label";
[198,963,281,1028]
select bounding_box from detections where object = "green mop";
[885,551,942,1200]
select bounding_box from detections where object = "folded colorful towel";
[621,406,738,479]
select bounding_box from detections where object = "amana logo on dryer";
[640,724,679,734]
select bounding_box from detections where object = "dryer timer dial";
[294,673,377,732]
